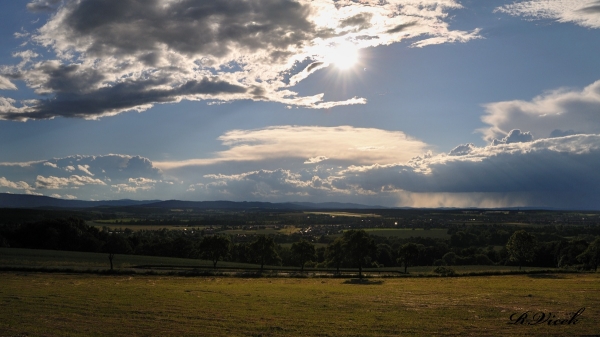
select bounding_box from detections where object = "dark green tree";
[249,235,280,272]
[577,238,600,271]
[397,242,420,273]
[343,230,376,278]
[325,238,345,274]
[291,239,316,272]
[506,230,536,270]
[199,235,231,269]
[376,244,394,267]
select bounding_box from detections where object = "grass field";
[0,248,259,270]
[305,211,381,218]
[0,248,559,276]
[220,226,301,236]
[87,221,203,232]
[342,228,451,239]
[0,272,598,336]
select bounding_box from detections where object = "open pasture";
[305,211,382,218]
[0,272,598,336]
[88,221,202,232]
[0,248,257,270]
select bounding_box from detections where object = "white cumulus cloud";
[496,0,600,29]
[155,125,429,169]
[480,80,600,142]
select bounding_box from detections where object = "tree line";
[1,218,599,272]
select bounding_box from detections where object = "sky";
[1,0,600,209]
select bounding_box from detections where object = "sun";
[327,43,359,70]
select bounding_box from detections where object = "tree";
[249,235,280,272]
[325,238,345,274]
[291,239,316,272]
[104,234,131,271]
[577,238,600,271]
[376,244,394,267]
[199,235,231,269]
[397,243,420,273]
[343,230,376,278]
[506,230,536,270]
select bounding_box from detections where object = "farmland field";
[347,228,451,239]
[305,211,382,218]
[0,272,598,336]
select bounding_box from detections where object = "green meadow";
[1,272,598,336]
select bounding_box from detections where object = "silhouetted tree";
[249,235,280,272]
[578,238,600,271]
[291,239,315,272]
[376,244,394,267]
[199,235,231,269]
[326,238,345,273]
[397,242,420,273]
[343,230,376,278]
[506,230,536,270]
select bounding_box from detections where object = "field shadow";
[526,274,566,279]
[342,279,384,285]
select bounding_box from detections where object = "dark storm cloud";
[196,135,600,209]
[1,0,480,120]
[1,77,247,120]
[61,0,315,58]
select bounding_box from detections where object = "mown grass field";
[1,272,598,336]
[0,248,260,270]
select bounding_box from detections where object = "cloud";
[50,193,78,200]
[26,0,62,13]
[3,135,600,208]
[448,143,476,156]
[480,80,600,142]
[0,76,17,90]
[491,129,534,146]
[304,156,329,164]
[0,177,33,190]
[0,154,163,197]
[35,175,106,189]
[194,135,600,209]
[496,0,600,29]
[155,125,430,169]
[77,164,93,176]
[1,0,480,120]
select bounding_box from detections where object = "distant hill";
[290,202,386,210]
[0,193,159,209]
[0,193,384,210]
[141,200,306,210]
